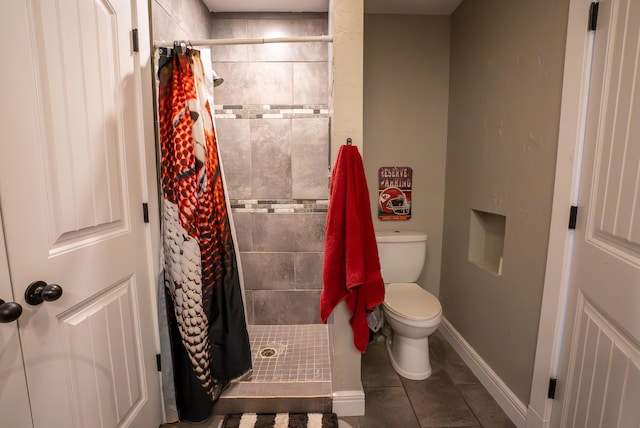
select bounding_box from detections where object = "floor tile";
[429,330,478,385]
[161,414,223,427]
[361,336,403,388]
[459,384,516,428]
[401,369,479,427]
[341,387,420,428]
[222,324,331,397]
[159,327,514,428]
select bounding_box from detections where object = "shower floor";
[215,324,332,413]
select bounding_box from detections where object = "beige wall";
[329,0,365,412]
[364,14,450,296]
[441,0,569,403]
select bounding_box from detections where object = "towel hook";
[346,138,352,146]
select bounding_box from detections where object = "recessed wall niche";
[468,209,506,276]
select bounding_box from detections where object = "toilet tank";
[375,231,428,283]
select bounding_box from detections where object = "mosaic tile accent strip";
[224,324,332,398]
[231,199,329,213]
[214,104,330,119]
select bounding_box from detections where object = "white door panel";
[60,279,144,427]
[557,0,640,425]
[31,0,129,249]
[0,0,161,427]
[0,210,32,428]
[564,296,640,427]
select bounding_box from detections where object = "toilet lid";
[384,283,442,321]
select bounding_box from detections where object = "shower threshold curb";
[213,395,332,415]
[222,380,331,399]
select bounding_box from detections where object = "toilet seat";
[384,282,442,321]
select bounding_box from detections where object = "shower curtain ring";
[173,40,188,54]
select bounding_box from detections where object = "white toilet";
[375,230,442,380]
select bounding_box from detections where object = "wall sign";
[378,166,412,221]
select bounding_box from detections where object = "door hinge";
[132,28,139,52]
[548,378,558,399]
[156,353,162,372]
[569,205,578,229]
[142,202,149,223]
[588,2,599,31]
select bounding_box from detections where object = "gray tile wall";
[212,14,330,325]
[234,212,327,325]
[153,0,213,43]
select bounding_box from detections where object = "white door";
[0,209,33,427]
[554,0,640,425]
[0,1,162,427]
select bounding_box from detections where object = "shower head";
[212,69,224,87]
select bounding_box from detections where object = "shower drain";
[257,343,286,359]
[259,347,277,358]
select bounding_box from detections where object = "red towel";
[320,145,385,353]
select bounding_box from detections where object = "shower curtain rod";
[153,35,333,49]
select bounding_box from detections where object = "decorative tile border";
[231,199,329,213]
[214,104,330,119]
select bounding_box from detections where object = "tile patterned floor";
[340,330,516,428]
[223,324,332,398]
[160,328,515,427]
[246,324,330,383]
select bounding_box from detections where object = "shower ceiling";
[202,0,463,15]
[202,0,328,13]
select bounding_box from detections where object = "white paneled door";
[0,210,32,427]
[0,1,162,427]
[555,0,640,425]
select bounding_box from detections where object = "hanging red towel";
[321,144,385,353]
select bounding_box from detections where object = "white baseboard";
[439,318,528,428]
[526,404,548,428]
[332,390,365,417]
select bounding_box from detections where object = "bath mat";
[221,412,338,428]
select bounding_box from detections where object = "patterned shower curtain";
[157,48,252,423]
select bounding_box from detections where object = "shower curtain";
[157,48,252,423]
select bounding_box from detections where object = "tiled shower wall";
[210,14,330,325]
[152,0,212,43]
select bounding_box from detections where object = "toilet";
[375,230,442,380]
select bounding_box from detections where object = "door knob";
[25,281,63,305]
[0,299,23,323]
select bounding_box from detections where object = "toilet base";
[385,333,432,381]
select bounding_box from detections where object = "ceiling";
[365,0,462,15]
[202,0,464,15]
